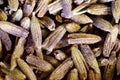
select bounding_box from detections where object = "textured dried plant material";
[0,9,7,21]
[53,50,67,61]
[10,16,30,70]
[44,55,60,67]
[20,17,30,30]
[61,0,72,18]
[26,55,54,72]
[71,14,93,24]
[49,58,73,80]
[0,40,2,58]
[118,23,120,35]
[80,44,101,80]
[113,39,120,52]
[68,33,101,44]
[17,58,37,80]
[72,0,97,15]
[23,0,36,16]
[93,17,113,32]
[65,22,81,33]
[103,25,118,57]
[117,52,120,75]
[71,46,88,80]
[55,35,69,49]
[55,14,63,23]
[11,8,23,22]
[98,58,109,67]
[67,68,79,80]
[112,0,120,23]
[39,16,55,31]
[92,47,101,57]
[98,0,113,3]
[0,29,12,51]
[0,21,29,38]
[8,0,19,11]
[10,37,26,70]
[34,0,48,17]
[48,0,62,15]
[88,69,95,80]
[86,4,110,15]
[42,25,66,53]
[25,33,35,55]
[103,51,117,80]
[0,62,26,80]
[31,13,43,58]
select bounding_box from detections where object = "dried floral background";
[0,0,119,80]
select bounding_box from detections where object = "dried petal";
[71,46,88,80]
[0,21,29,38]
[17,58,37,80]
[35,0,48,17]
[112,0,120,23]
[0,29,12,51]
[49,58,73,80]
[93,17,113,32]
[48,0,62,15]
[61,0,72,18]
[103,25,118,57]
[71,14,93,24]
[68,33,101,44]
[42,25,66,53]
[31,13,43,58]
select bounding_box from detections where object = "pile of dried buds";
[0,0,120,80]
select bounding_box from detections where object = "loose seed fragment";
[74,0,84,5]
[65,22,81,33]
[67,68,79,80]
[0,9,7,21]
[53,50,67,61]
[71,46,88,80]
[48,0,62,15]
[17,58,37,80]
[39,16,55,31]
[112,0,120,23]
[80,44,101,80]
[61,0,72,18]
[31,13,43,58]
[8,0,19,11]
[113,39,120,53]
[93,17,113,32]
[42,25,66,53]
[86,4,110,15]
[0,21,29,38]
[71,14,93,24]
[0,40,2,58]
[26,55,54,72]
[34,0,48,17]
[0,29,12,51]
[103,25,118,57]
[49,58,73,80]
[20,17,30,30]
[92,47,102,57]
[103,51,117,80]
[68,33,101,44]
